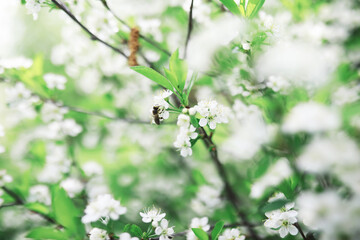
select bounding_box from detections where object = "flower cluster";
[264,193,299,238]
[173,114,198,157]
[82,194,127,224]
[192,100,229,130]
[60,178,84,198]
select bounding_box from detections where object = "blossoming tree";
[0,0,360,240]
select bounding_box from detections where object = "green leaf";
[211,221,225,240]
[192,169,207,185]
[169,49,188,91]
[245,0,265,18]
[26,227,69,240]
[192,228,209,240]
[25,202,50,216]
[219,0,241,15]
[131,66,174,92]
[261,199,289,213]
[51,186,84,237]
[130,224,143,238]
[239,0,246,16]
[164,68,180,92]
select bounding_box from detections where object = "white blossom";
[44,73,67,90]
[89,228,110,240]
[82,194,127,224]
[218,228,246,240]
[282,102,340,134]
[119,233,139,240]
[195,100,229,130]
[25,0,45,20]
[140,207,166,226]
[60,178,84,198]
[152,90,173,124]
[264,193,298,238]
[82,161,104,177]
[266,76,290,93]
[155,219,175,240]
[177,114,190,128]
[0,169,13,187]
[173,125,198,157]
[28,185,51,206]
[41,102,68,123]
[332,85,360,106]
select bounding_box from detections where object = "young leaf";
[245,0,265,18]
[169,49,188,91]
[192,228,209,240]
[130,224,143,238]
[25,202,50,216]
[26,227,69,240]
[131,66,174,92]
[261,199,289,213]
[219,0,241,15]
[239,0,246,16]
[51,186,84,237]
[211,221,225,240]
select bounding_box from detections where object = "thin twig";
[51,0,128,58]
[100,0,171,56]
[199,127,261,240]
[294,223,308,240]
[184,0,194,59]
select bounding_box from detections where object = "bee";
[152,105,161,125]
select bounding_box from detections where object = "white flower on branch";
[89,228,110,240]
[41,102,68,123]
[155,219,175,240]
[140,206,166,226]
[82,194,127,224]
[264,193,298,238]
[174,123,198,157]
[195,100,230,130]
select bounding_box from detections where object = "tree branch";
[294,223,308,240]
[199,127,261,240]
[51,0,128,58]
[184,0,194,59]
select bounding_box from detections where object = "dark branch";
[294,223,308,240]
[199,127,261,240]
[51,0,128,58]
[184,0,195,59]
